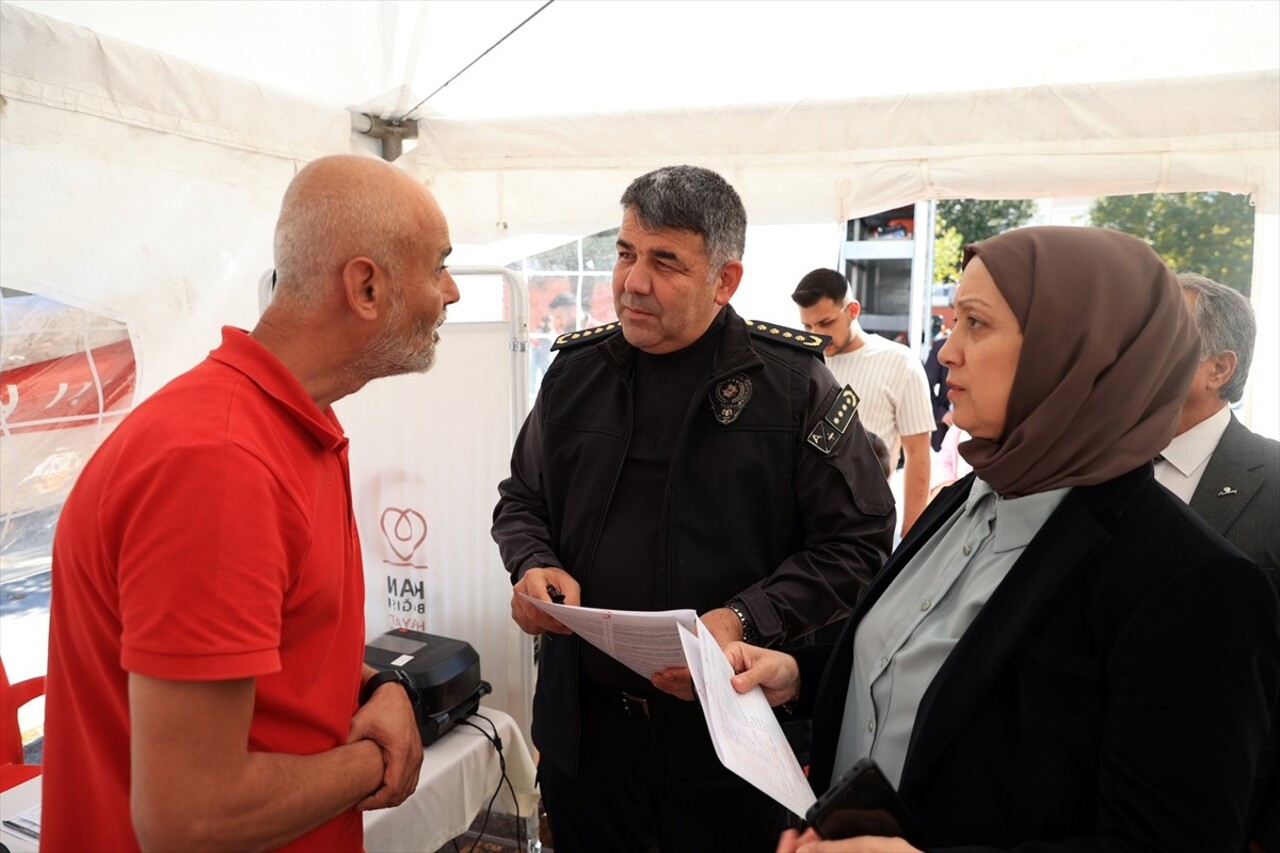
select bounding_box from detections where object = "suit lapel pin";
[1217,486,1239,497]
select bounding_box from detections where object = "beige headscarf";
[960,226,1199,497]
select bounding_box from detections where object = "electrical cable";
[457,712,523,851]
[404,0,556,120]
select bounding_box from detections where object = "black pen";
[546,583,566,604]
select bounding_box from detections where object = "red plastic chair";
[0,656,45,790]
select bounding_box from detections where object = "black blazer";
[798,465,1280,852]
[1187,414,1280,847]
[1189,413,1280,575]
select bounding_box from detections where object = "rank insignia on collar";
[825,385,860,434]
[743,318,830,352]
[550,322,622,351]
[709,374,753,425]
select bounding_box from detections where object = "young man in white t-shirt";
[792,268,934,536]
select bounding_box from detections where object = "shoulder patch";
[743,318,829,353]
[807,385,861,456]
[550,322,622,351]
[824,385,860,435]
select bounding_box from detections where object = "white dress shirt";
[1154,405,1232,504]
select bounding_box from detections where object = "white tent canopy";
[4,0,1277,430]
[2,1,1278,730]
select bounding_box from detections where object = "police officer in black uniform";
[493,165,894,852]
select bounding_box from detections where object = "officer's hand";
[700,607,747,647]
[510,567,579,636]
[651,609,755,702]
[651,666,695,701]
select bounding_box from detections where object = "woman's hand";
[777,827,922,853]
[723,642,801,707]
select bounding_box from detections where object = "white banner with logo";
[337,320,534,739]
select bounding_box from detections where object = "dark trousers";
[538,683,788,852]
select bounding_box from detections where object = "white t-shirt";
[825,333,936,466]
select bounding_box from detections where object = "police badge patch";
[709,374,753,425]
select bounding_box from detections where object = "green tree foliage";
[933,224,964,285]
[1088,192,1254,295]
[936,199,1038,246]
[932,199,1037,283]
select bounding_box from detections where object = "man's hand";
[510,567,579,635]
[776,827,921,853]
[724,642,801,707]
[651,607,743,701]
[348,677,424,810]
[651,665,695,701]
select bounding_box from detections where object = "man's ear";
[713,260,744,306]
[1206,349,1239,394]
[341,257,382,320]
[846,299,862,322]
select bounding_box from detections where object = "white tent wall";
[0,1,357,393]
[340,321,534,739]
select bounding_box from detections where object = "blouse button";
[963,544,972,556]
[920,600,931,612]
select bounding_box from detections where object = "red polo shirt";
[42,328,366,852]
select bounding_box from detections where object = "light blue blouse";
[833,477,1070,787]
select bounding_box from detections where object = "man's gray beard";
[350,304,439,382]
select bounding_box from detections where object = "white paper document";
[519,595,697,679]
[679,618,818,818]
[1,803,41,843]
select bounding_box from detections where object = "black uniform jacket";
[795,465,1280,852]
[492,305,895,774]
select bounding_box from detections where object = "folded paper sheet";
[679,618,817,818]
[521,596,818,816]
[519,595,697,679]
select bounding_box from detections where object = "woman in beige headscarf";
[732,227,1280,852]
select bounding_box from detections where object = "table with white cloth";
[0,705,538,853]
[364,705,540,852]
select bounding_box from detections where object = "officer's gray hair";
[1178,272,1256,404]
[620,165,747,272]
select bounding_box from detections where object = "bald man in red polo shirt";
[41,155,459,852]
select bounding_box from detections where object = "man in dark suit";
[1155,271,1280,850]
[1155,272,1278,573]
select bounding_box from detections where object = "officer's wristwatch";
[361,668,421,711]
[725,601,758,644]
